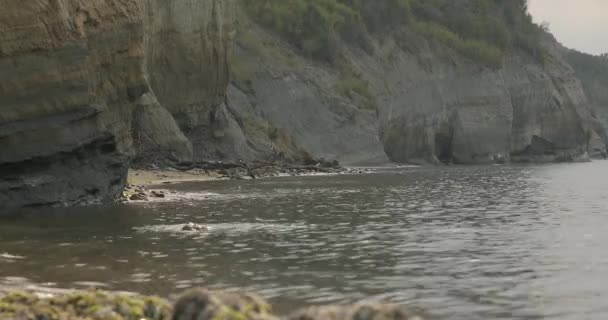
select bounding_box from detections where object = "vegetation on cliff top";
[242,0,546,67]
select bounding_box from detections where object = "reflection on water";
[2,162,608,319]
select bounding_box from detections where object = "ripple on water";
[0,253,25,261]
[133,222,309,236]
[3,163,608,319]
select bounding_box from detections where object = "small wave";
[133,222,307,235]
[0,253,25,260]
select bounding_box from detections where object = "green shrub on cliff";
[335,75,371,101]
[241,0,360,61]
[334,58,373,104]
[242,0,546,67]
[412,21,503,68]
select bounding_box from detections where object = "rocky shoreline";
[0,288,429,320]
[122,165,372,203]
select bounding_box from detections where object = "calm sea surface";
[2,162,608,319]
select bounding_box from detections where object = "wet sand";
[124,167,368,203]
[128,169,224,187]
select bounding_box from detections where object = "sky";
[528,0,608,55]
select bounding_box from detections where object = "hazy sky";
[529,0,608,55]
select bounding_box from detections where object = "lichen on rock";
[0,290,172,320]
[0,289,430,320]
[172,289,277,320]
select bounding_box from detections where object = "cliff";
[227,0,607,164]
[562,49,608,157]
[141,0,237,163]
[1,0,607,209]
[0,0,145,209]
[0,0,235,210]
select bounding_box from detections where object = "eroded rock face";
[0,0,236,210]
[0,0,145,209]
[229,16,605,165]
[131,92,193,166]
[144,0,234,117]
[143,0,237,161]
[377,35,599,164]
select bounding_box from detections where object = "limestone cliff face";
[0,0,145,209]
[143,0,237,161]
[377,35,597,164]
[227,13,606,165]
[0,0,235,210]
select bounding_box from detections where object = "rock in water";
[151,190,166,198]
[129,193,148,201]
[181,223,208,232]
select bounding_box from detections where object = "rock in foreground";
[287,303,429,320]
[172,289,277,320]
[0,290,171,320]
[0,289,429,320]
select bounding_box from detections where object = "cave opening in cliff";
[434,132,453,164]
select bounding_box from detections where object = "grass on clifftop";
[333,57,375,109]
[412,21,504,68]
[241,0,547,67]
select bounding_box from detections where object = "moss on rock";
[0,289,429,320]
[0,290,172,320]
[172,289,277,320]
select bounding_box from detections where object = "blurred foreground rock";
[0,289,430,320]
[287,304,429,320]
[0,290,171,320]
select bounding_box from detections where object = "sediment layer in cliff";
[0,0,145,209]
[0,0,237,210]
